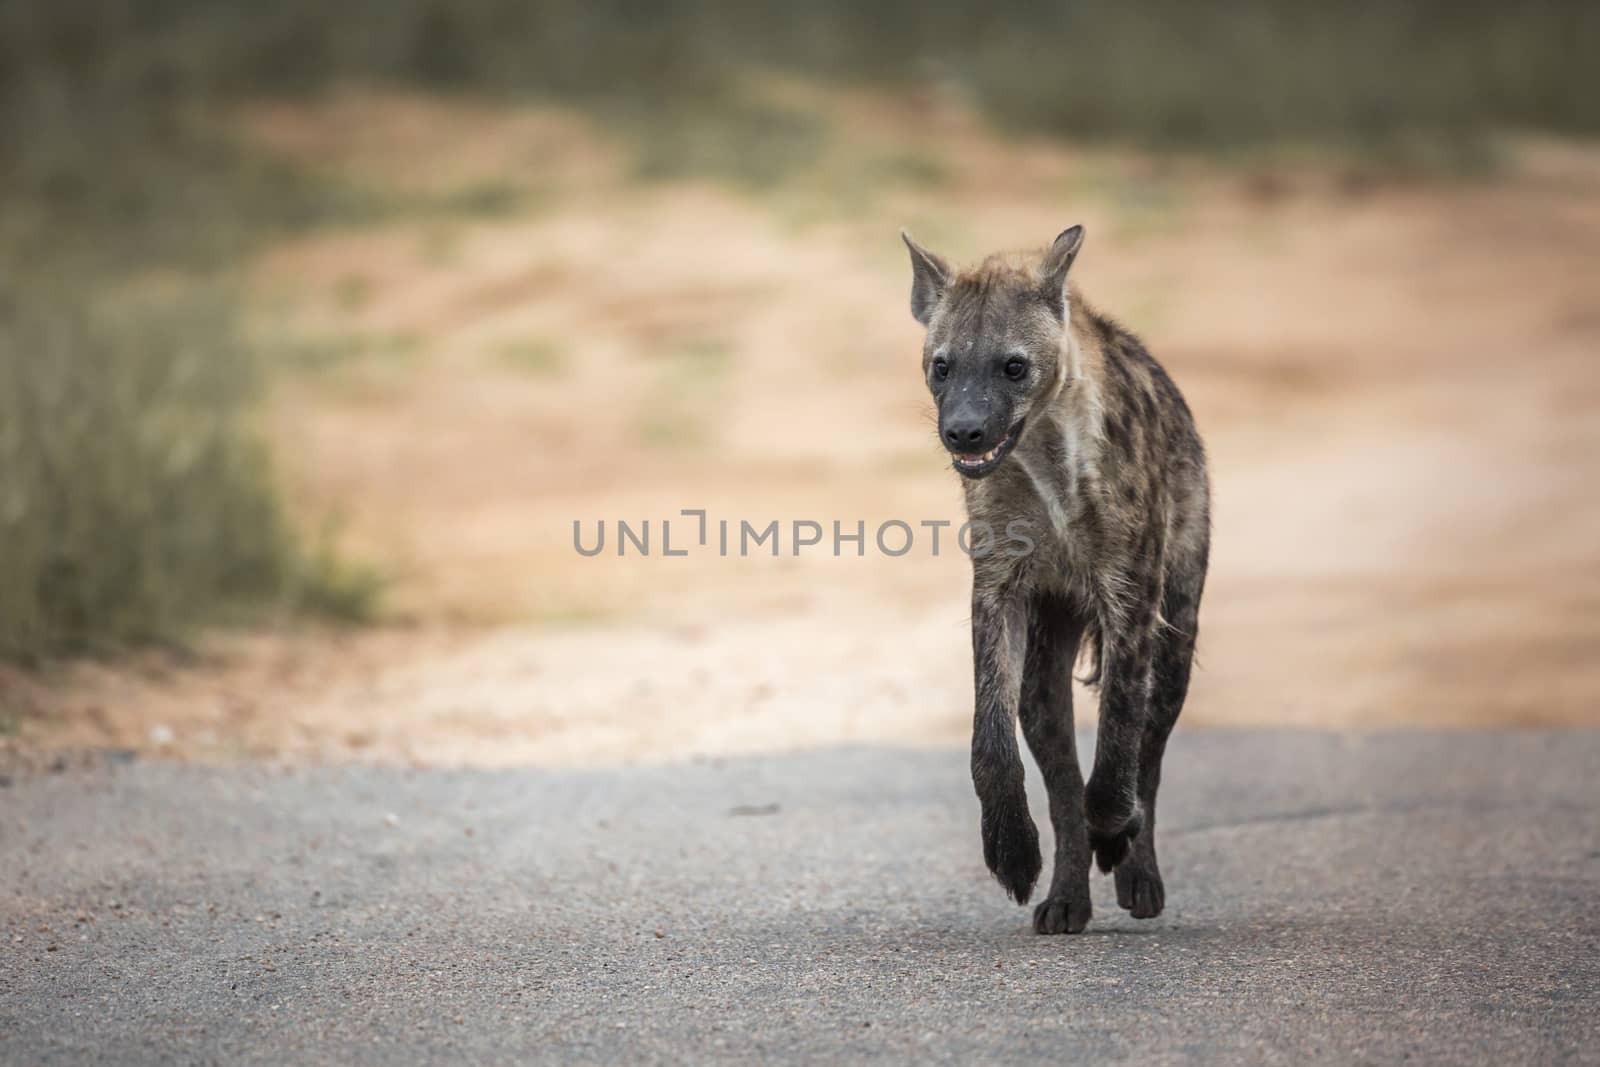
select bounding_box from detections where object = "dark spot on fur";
[1134,387,1156,421]
[1105,412,1130,450]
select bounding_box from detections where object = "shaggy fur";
[903,226,1211,934]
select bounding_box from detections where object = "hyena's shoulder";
[1080,306,1201,453]
[1075,303,1208,537]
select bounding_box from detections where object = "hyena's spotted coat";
[903,226,1210,934]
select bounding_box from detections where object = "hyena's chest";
[967,457,1106,602]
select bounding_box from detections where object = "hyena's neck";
[1057,295,1109,432]
[1013,294,1108,503]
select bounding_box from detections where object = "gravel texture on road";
[3,730,1598,1065]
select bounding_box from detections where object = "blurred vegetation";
[0,290,381,662]
[636,338,734,450]
[494,337,570,378]
[0,0,1594,661]
[3,2,1594,167]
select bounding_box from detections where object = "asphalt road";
[3,730,1598,1065]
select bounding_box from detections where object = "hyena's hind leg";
[1018,594,1092,935]
[1114,579,1201,919]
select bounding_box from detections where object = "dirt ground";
[7,88,1599,765]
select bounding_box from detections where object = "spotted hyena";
[902,225,1210,933]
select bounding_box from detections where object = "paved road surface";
[3,730,1598,1064]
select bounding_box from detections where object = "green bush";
[3,1,1596,156]
[0,288,378,662]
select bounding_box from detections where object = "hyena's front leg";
[1084,631,1154,873]
[1084,551,1164,873]
[1115,579,1201,918]
[970,589,1041,904]
[1018,594,1091,934]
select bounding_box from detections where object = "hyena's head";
[901,227,1084,479]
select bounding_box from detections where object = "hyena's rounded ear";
[901,230,950,327]
[1039,225,1085,317]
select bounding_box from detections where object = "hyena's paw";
[1032,894,1092,935]
[1114,857,1165,919]
[981,802,1042,904]
[1088,824,1140,873]
[1084,777,1143,874]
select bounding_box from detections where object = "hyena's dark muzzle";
[938,387,1023,479]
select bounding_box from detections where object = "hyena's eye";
[1004,357,1029,381]
[932,358,949,381]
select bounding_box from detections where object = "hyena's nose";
[944,422,985,451]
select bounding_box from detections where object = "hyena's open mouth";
[951,420,1025,479]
